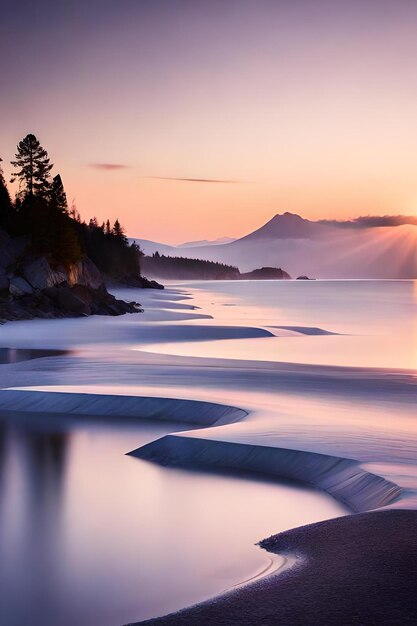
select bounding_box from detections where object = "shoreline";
[0,282,416,624]
[135,510,417,626]
[0,387,401,514]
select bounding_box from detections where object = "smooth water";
[149,280,417,369]
[0,412,346,626]
[0,279,413,624]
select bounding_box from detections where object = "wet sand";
[136,510,417,626]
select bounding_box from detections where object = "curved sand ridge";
[0,388,401,512]
[129,435,400,513]
[0,385,411,626]
[0,389,246,427]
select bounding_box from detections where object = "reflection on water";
[0,414,346,625]
[0,348,67,364]
[153,280,417,369]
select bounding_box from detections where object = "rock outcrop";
[0,229,143,323]
[240,266,291,280]
[9,276,33,296]
[110,275,164,290]
[0,282,141,322]
[23,257,67,290]
[67,257,104,289]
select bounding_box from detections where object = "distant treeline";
[142,252,240,280]
[0,134,142,281]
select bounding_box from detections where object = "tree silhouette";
[142,253,239,279]
[44,173,81,267]
[4,133,144,281]
[49,174,68,214]
[112,218,126,241]
[10,134,53,198]
[0,157,14,231]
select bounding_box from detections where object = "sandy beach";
[0,281,416,624]
[137,510,417,626]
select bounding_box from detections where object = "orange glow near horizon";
[59,173,417,244]
[2,1,417,243]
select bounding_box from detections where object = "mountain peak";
[239,211,317,241]
[271,211,305,221]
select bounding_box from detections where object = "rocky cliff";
[0,229,142,322]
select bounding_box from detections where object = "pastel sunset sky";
[2,0,417,243]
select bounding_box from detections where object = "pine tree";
[10,134,53,198]
[69,200,81,222]
[0,157,14,231]
[112,218,126,241]
[49,174,68,214]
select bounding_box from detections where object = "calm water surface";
[0,412,345,626]
[151,280,417,369]
[1,280,410,624]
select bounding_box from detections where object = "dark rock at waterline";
[297,275,314,280]
[108,275,164,290]
[240,266,291,280]
[41,282,143,317]
[139,276,164,290]
[54,286,90,315]
[0,281,141,323]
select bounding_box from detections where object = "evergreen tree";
[0,157,14,232]
[10,133,53,198]
[112,218,127,241]
[5,134,142,280]
[49,174,68,214]
[44,173,81,267]
[69,200,81,222]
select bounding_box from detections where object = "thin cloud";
[145,176,240,184]
[320,215,417,229]
[89,163,130,170]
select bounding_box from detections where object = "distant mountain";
[132,212,417,279]
[128,238,176,256]
[238,212,330,241]
[130,212,417,278]
[129,236,236,254]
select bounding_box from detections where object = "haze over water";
[146,280,417,369]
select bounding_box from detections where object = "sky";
[1,0,417,243]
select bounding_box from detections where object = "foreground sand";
[135,510,417,626]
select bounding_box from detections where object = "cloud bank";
[320,215,417,229]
